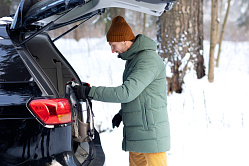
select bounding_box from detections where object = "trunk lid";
[11,0,176,30]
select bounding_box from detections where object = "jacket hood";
[118,34,157,60]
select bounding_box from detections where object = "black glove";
[112,113,122,128]
[73,85,91,101]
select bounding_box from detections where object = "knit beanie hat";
[106,16,135,42]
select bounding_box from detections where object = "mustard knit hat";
[106,16,135,42]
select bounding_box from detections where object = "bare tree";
[238,0,249,30]
[208,0,219,83]
[157,0,205,94]
[0,0,11,17]
[216,0,231,67]
[102,8,125,34]
[142,13,147,34]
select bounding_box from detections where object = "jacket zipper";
[144,104,149,130]
[124,127,127,151]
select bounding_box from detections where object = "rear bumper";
[0,126,105,166]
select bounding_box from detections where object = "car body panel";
[0,23,77,165]
[1,20,105,165]
[0,23,75,165]
[0,118,80,166]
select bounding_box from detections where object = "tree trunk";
[142,13,146,34]
[0,0,10,17]
[208,0,219,82]
[217,0,223,44]
[157,0,205,94]
[216,0,231,67]
[104,8,125,34]
[74,22,81,41]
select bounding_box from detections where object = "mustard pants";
[129,152,167,166]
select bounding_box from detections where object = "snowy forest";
[1,0,249,166]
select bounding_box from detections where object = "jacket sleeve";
[88,53,159,103]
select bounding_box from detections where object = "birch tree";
[208,0,218,82]
[216,0,231,67]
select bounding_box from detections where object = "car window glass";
[0,39,32,82]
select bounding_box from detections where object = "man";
[75,16,170,166]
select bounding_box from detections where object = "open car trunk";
[11,0,176,30]
[10,31,105,165]
[24,33,80,97]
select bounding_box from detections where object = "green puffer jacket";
[88,34,170,153]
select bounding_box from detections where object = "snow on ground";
[55,38,249,166]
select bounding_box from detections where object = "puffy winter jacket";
[88,34,170,153]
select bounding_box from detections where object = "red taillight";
[28,98,72,125]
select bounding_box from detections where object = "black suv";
[0,0,175,165]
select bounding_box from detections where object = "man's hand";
[73,85,91,101]
[112,113,122,128]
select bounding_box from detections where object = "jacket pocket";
[142,104,149,130]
